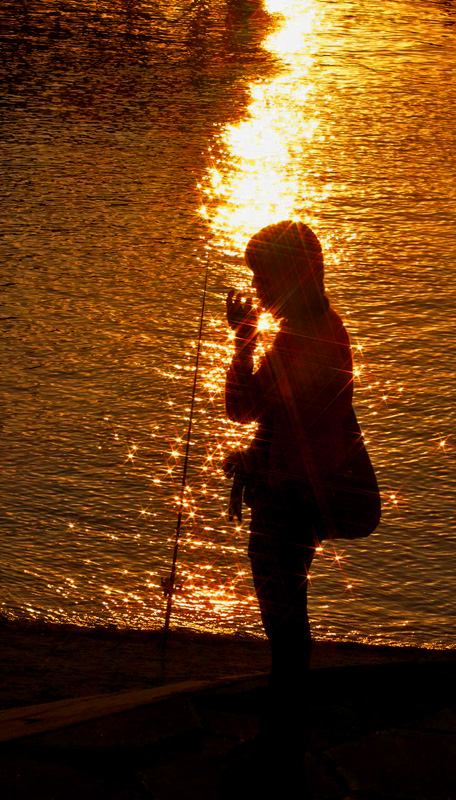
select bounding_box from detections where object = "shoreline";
[2,617,455,712]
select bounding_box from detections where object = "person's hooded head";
[245,220,329,321]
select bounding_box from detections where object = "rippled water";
[1,0,455,647]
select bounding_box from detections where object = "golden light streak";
[201,1,326,255]
[264,0,318,56]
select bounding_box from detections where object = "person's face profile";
[251,271,282,316]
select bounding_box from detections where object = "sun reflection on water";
[200,0,326,256]
[181,0,417,637]
[168,0,368,633]
[4,1,454,647]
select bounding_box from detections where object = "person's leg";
[248,483,317,757]
[221,484,317,798]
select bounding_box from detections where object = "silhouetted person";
[224,220,353,794]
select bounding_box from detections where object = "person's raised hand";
[226,290,258,349]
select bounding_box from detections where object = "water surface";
[1,0,455,647]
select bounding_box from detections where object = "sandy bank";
[2,617,454,711]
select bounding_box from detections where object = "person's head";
[245,220,329,321]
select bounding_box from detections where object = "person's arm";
[224,290,266,423]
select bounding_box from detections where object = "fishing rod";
[161,261,209,653]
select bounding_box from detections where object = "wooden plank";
[0,672,265,744]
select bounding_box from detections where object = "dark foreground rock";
[1,657,455,799]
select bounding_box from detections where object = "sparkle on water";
[1,0,455,648]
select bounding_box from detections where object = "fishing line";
[161,259,210,653]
